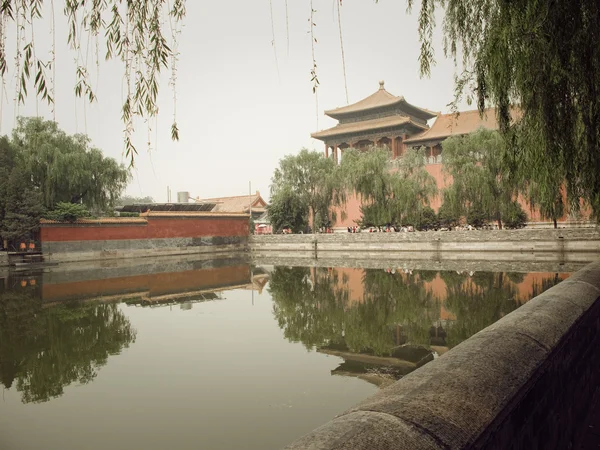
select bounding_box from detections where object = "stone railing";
[284,260,600,449]
[0,252,8,268]
[251,228,600,261]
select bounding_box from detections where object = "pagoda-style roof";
[324,81,438,121]
[404,108,521,145]
[195,192,266,214]
[311,115,427,140]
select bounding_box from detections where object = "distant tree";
[341,147,437,228]
[442,129,518,229]
[270,149,343,231]
[503,201,528,229]
[0,137,16,239]
[12,117,130,212]
[116,195,155,207]
[466,201,489,229]
[267,186,308,234]
[2,167,45,244]
[416,206,439,231]
[437,196,460,228]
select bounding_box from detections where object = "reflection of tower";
[180,302,192,311]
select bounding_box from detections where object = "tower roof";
[324,81,438,120]
[404,108,521,144]
[311,115,427,140]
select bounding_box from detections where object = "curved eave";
[325,99,438,121]
[311,117,428,141]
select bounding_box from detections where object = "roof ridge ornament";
[379,80,385,90]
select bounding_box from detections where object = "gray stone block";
[283,411,442,450]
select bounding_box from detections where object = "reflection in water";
[0,277,136,404]
[0,259,574,450]
[269,267,566,385]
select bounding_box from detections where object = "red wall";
[42,265,251,302]
[41,216,250,242]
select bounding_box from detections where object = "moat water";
[0,257,571,449]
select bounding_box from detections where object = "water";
[0,258,570,449]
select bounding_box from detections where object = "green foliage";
[0,282,136,403]
[267,185,308,233]
[416,206,439,231]
[341,147,437,227]
[0,1,186,166]
[503,201,528,229]
[0,137,16,233]
[270,149,344,231]
[12,117,130,211]
[437,197,460,228]
[2,166,45,242]
[116,195,155,206]
[442,129,517,229]
[466,201,489,228]
[411,0,600,220]
[269,265,566,359]
[269,266,439,356]
[118,212,140,218]
[45,202,91,223]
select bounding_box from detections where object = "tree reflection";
[270,267,440,357]
[270,267,566,358]
[0,281,136,403]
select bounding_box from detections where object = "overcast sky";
[1,0,465,203]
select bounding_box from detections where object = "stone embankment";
[252,228,600,262]
[284,260,600,449]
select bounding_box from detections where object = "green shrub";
[118,212,140,218]
[45,202,91,222]
[503,201,528,229]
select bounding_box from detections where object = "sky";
[0,0,466,203]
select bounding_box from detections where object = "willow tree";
[270,149,344,231]
[442,129,521,229]
[0,0,185,165]
[341,147,437,227]
[12,117,129,211]
[410,0,600,220]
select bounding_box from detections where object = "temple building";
[311,81,586,229]
[311,81,438,162]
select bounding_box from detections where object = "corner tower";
[311,81,438,162]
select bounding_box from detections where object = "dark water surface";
[0,258,570,450]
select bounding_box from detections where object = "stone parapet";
[252,228,600,255]
[284,260,600,449]
[251,254,592,274]
[43,236,249,263]
[0,252,8,268]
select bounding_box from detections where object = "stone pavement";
[581,389,600,449]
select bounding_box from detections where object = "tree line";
[0,117,130,249]
[268,128,580,233]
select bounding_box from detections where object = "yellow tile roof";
[404,108,521,144]
[196,193,266,213]
[311,115,427,140]
[40,218,148,225]
[324,81,438,120]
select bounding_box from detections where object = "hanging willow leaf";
[0,0,186,166]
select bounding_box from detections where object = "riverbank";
[252,228,600,258]
[252,254,592,274]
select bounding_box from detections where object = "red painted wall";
[42,265,251,302]
[41,216,250,242]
